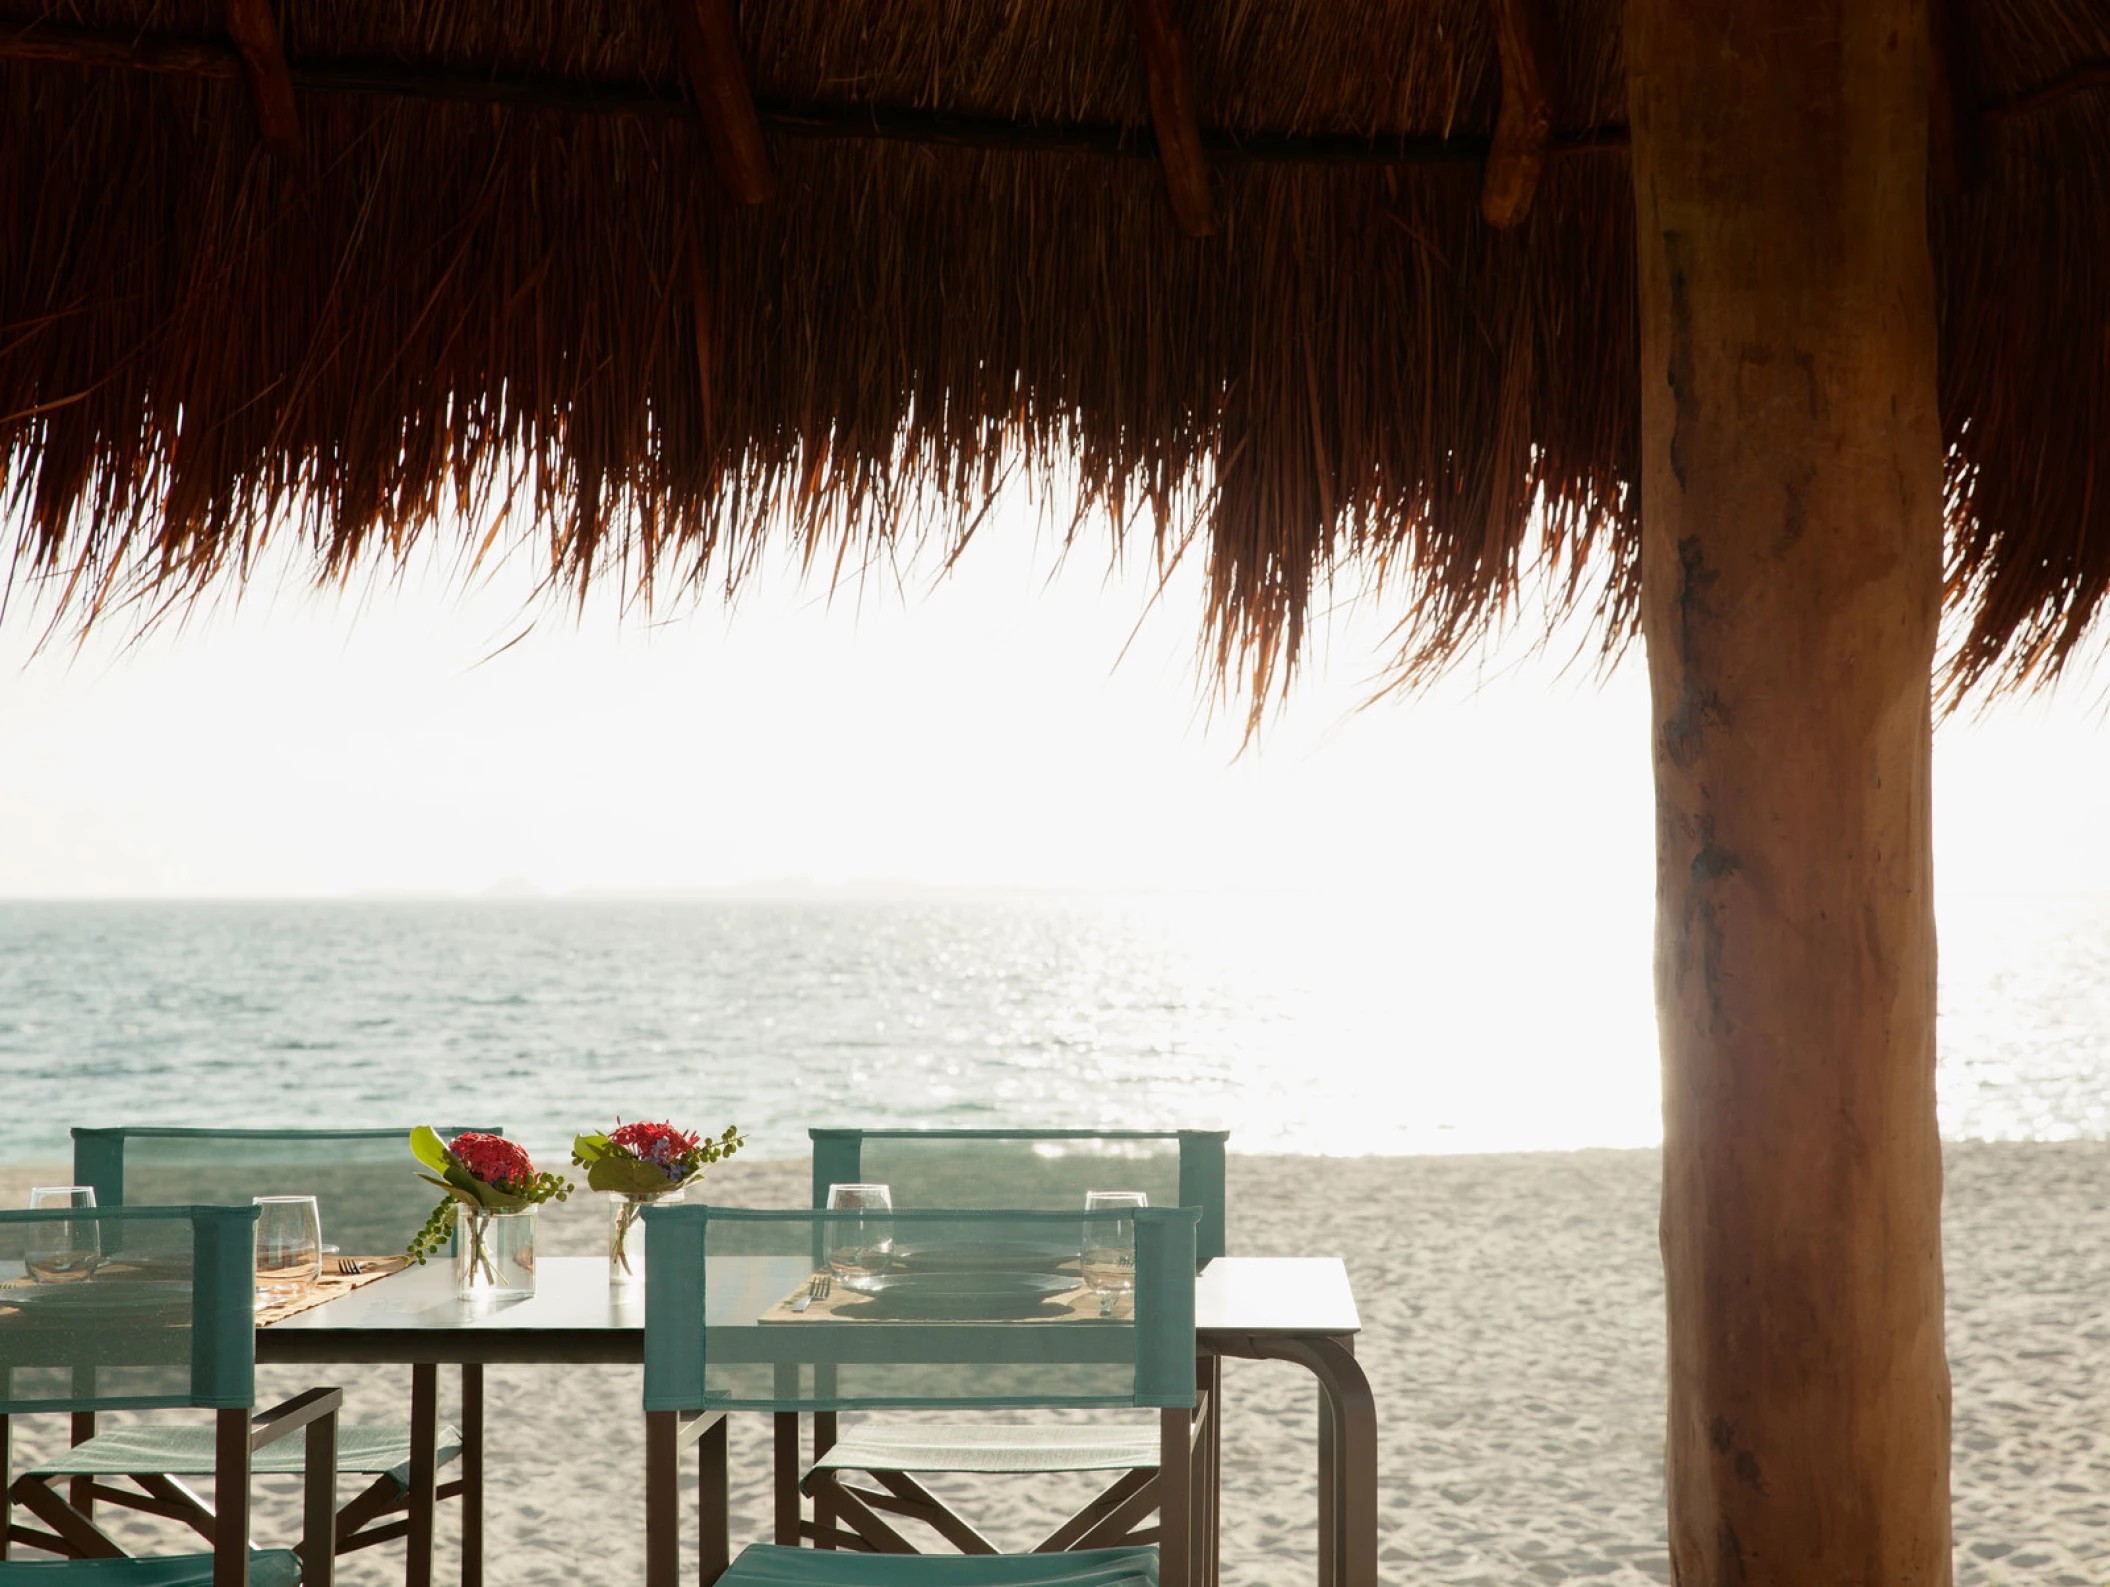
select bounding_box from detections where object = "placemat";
[760,1272,1128,1325]
[257,1256,409,1326]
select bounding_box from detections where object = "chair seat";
[808,1424,1160,1478]
[0,1551,303,1587]
[30,1423,463,1492]
[719,1545,1158,1586]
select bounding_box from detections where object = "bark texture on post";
[1627,3,1952,1585]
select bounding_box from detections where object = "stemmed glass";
[26,1186,99,1284]
[825,1183,894,1289]
[1082,1191,1148,1317]
[253,1195,323,1307]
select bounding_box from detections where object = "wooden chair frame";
[641,1359,1214,1587]
[2,1387,344,1587]
[793,1361,1217,1563]
[2,1365,467,1580]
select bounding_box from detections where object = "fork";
[791,1274,830,1312]
[337,1258,366,1276]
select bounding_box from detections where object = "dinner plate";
[839,1269,1078,1319]
[0,1280,190,1324]
[889,1240,1078,1275]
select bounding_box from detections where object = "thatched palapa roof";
[2,0,2106,700]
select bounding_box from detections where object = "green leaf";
[410,1126,454,1177]
[585,1157,686,1198]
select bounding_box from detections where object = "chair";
[800,1132,1225,1563]
[806,1133,1226,1265]
[0,1203,342,1587]
[640,1203,1204,1587]
[66,1128,497,1581]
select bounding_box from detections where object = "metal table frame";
[258,1255,1375,1587]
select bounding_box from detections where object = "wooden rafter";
[663,0,773,203]
[9,19,2108,173]
[224,0,299,154]
[1480,0,1558,227]
[1121,0,1214,237]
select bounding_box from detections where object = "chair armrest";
[251,1386,345,1454]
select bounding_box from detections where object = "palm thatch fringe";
[2,0,2107,708]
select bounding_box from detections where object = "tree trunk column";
[1627,4,1951,1584]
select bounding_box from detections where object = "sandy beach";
[6,1142,2108,1586]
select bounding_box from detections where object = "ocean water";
[0,892,2103,1167]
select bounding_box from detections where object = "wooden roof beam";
[1122,0,1214,238]
[665,0,774,204]
[225,0,299,154]
[1480,0,1557,228]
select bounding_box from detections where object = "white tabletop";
[258,1252,1358,1364]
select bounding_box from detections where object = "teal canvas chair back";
[809,1129,1228,1266]
[0,1204,259,1414]
[73,1126,501,1256]
[642,1205,1199,1415]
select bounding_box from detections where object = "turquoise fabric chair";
[807,1132,1227,1265]
[639,1204,1202,1587]
[0,1204,341,1587]
[801,1131,1226,1563]
[67,1128,493,1579]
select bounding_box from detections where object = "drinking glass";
[824,1183,894,1287]
[1082,1191,1148,1317]
[254,1195,323,1306]
[26,1186,98,1284]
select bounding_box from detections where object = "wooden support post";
[1627,2,1951,1584]
[665,0,774,203]
[1121,0,1214,238]
[1479,0,1557,227]
[1927,0,1979,194]
[225,0,299,154]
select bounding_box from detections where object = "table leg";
[407,1364,439,1587]
[1202,1333,1376,1587]
[460,1364,484,1587]
[1317,1387,1336,1587]
[1205,1355,1223,1587]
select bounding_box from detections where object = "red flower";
[608,1120,700,1170]
[450,1132,536,1189]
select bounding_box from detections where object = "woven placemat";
[256,1256,409,1326]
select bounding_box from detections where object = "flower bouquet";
[572,1120,742,1287]
[407,1128,572,1297]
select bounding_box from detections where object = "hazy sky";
[0,502,2104,902]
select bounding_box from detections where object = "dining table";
[257,1253,1375,1587]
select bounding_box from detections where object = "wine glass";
[824,1183,894,1289]
[1082,1191,1148,1317]
[254,1195,323,1306]
[26,1186,99,1284]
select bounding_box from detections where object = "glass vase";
[456,1207,536,1299]
[608,1186,684,1290]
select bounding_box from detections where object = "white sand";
[6,1143,2109,1586]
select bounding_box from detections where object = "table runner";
[257,1256,409,1325]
